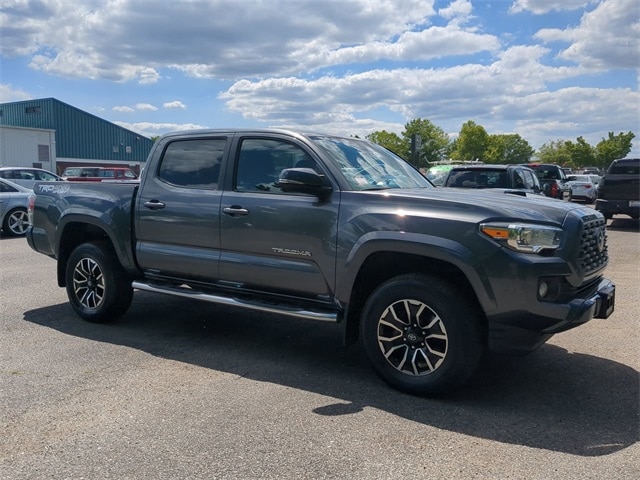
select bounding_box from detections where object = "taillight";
[550,183,558,197]
[27,193,36,225]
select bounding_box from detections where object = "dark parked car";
[443,164,542,196]
[523,164,571,200]
[595,158,639,219]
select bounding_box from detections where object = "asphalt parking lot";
[1,217,638,479]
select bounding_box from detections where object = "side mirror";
[277,168,333,199]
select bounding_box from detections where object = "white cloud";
[2,0,440,80]
[114,121,207,138]
[509,0,595,14]
[1,0,636,153]
[220,45,583,125]
[135,103,157,111]
[438,0,473,22]
[493,87,639,141]
[163,101,186,109]
[0,83,31,102]
[535,0,640,70]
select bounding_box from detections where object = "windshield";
[309,136,431,190]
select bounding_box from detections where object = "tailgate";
[600,176,640,201]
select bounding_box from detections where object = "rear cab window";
[157,138,227,189]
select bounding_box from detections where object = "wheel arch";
[340,238,493,347]
[55,215,134,287]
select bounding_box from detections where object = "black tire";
[65,241,133,322]
[2,208,29,236]
[360,274,485,396]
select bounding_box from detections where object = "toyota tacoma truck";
[26,129,615,395]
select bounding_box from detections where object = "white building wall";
[0,125,57,172]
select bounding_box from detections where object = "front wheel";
[65,241,133,322]
[2,208,29,236]
[360,274,485,396]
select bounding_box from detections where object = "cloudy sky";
[1,0,638,153]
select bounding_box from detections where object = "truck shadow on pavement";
[24,293,639,458]
[607,217,639,231]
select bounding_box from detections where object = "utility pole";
[411,134,422,168]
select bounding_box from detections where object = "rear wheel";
[65,241,133,322]
[2,208,29,236]
[360,274,485,396]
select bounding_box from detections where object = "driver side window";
[235,138,317,194]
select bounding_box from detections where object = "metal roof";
[0,98,154,162]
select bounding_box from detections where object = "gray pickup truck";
[27,129,615,395]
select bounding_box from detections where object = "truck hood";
[365,187,595,225]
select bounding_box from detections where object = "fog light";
[539,281,549,298]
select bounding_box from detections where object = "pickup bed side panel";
[30,182,138,270]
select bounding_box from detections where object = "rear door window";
[158,138,227,189]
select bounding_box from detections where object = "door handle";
[223,206,250,216]
[143,200,166,210]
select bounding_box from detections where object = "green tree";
[485,134,534,164]
[566,136,596,169]
[451,121,488,162]
[366,130,406,158]
[536,139,573,165]
[595,131,635,169]
[401,118,450,167]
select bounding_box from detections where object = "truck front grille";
[578,216,608,275]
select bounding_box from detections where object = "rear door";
[135,134,228,282]
[218,134,339,302]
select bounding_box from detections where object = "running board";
[132,281,339,322]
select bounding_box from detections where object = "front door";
[219,135,339,302]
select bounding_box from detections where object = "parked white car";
[0,177,31,236]
[0,167,63,189]
[566,174,599,203]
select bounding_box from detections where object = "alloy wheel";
[72,258,106,309]
[376,299,448,376]
[8,210,29,235]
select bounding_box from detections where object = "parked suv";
[595,158,639,219]
[523,164,571,201]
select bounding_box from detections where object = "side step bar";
[132,281,339,322]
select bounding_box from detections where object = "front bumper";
[488,277,615,353]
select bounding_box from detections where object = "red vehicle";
[62,166,138,182]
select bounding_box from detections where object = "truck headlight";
[480,223,562,253]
